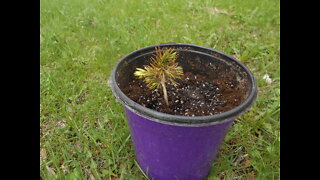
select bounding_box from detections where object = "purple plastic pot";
[109,43,257,180]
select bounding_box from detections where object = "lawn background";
[40,0,280,179]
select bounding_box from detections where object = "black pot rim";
[109,43,258,126]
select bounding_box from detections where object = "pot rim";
[109,43,258,126]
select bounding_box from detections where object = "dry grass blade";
[46,166,57,176]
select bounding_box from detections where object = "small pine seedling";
[134,46,183,106]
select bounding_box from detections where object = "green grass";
[40,0,280,179]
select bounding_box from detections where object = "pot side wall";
[125,107,233,180]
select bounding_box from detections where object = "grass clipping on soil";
[134,46,183,106]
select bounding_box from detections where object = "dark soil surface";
[122,71,246,116]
